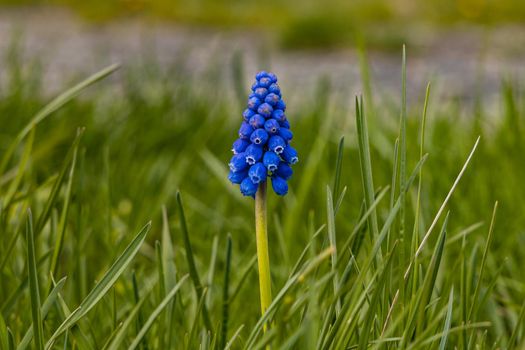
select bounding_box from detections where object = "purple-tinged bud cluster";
[229,71,298,197]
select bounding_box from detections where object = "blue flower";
[249,163,267,184]
[276,162,293,180]
[263,151,280,172]
[229,71,298,196]
[232,138,250,154]
[265,93,280,106]
[282,145,299,165]
[240,177,258,196]
[247,96,261,110]
[243,108,255,121]
[257,103,273,118]
[272,109,286,122]
[228,169,248,184]
[268,135,286,154]
[249,114,266,129]
[264,119,280,135]
[268,83,281,96]
[229,153,248,172]
[239,122,254,140]
[271,176,288,196]
[250,129,269,146]
[254,87,268,99]
[245,144,263,165]
[278,127,293,142]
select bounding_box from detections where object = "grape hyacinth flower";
[227,71,298,331]
[228,71,298,197]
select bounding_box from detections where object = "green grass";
[0,44,525,349]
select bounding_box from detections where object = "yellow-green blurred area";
[2,0,525,49]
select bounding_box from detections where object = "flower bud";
[249,114,266,129]
[229,153,248,172]
[228,169,248,184]
[257,103,273,118]
[254,87,268,100]
[243,108,255,121]
[264,93,280,106]
[272,109,286,122]
[282,145,299,164]
[276,99,286,111]
[250,129,269,146]
[238,122,254,140]
[271,176,288,196]
[240,177,258,196]
[278,127,293,142]
[276,162,293,180]
[232,138,250,154]
[268,83,281,96]
[264,119,280,134]
[247,96,261,110]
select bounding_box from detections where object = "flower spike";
[228,71,298,196]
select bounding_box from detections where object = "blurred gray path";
[1,8,524,106]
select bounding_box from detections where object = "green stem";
[255,182,272,329]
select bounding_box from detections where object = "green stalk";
[255,182,272,330]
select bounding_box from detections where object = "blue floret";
[271,176,288,196]
[240,177,258,196]
[282,145,299,165]
[248,163,267,184]
[245,144,263,165]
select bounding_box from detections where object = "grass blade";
[221,234,233,350]
[355,96,381,258]
[175,191,213,331]
[45,221,152,349]
[26,209,44,350]
[0,64,119,174]
[128,275,189,350]
[439,287,454,350]
[17,277,67,350]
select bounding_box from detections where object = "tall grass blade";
[26,210,44,350]
[176,191,213,331]
[128,275,189,350]
[17,277,67,350]
[439,287,454,350]
[45,221,151,349]
[221,234,233,350]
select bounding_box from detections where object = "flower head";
[228,71,298,196]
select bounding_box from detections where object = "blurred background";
[1,0,524,103]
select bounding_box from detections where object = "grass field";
[1,44,525,349]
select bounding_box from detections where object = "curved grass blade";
[244,247,334,349]
[48,129,82,291]
[0,64,120,174]
[468,201,498,320]
[2,129,34,208]
[45,221,151,349]
[17,277,67,350]
[128,275,189,350]
[105,286,153,350]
